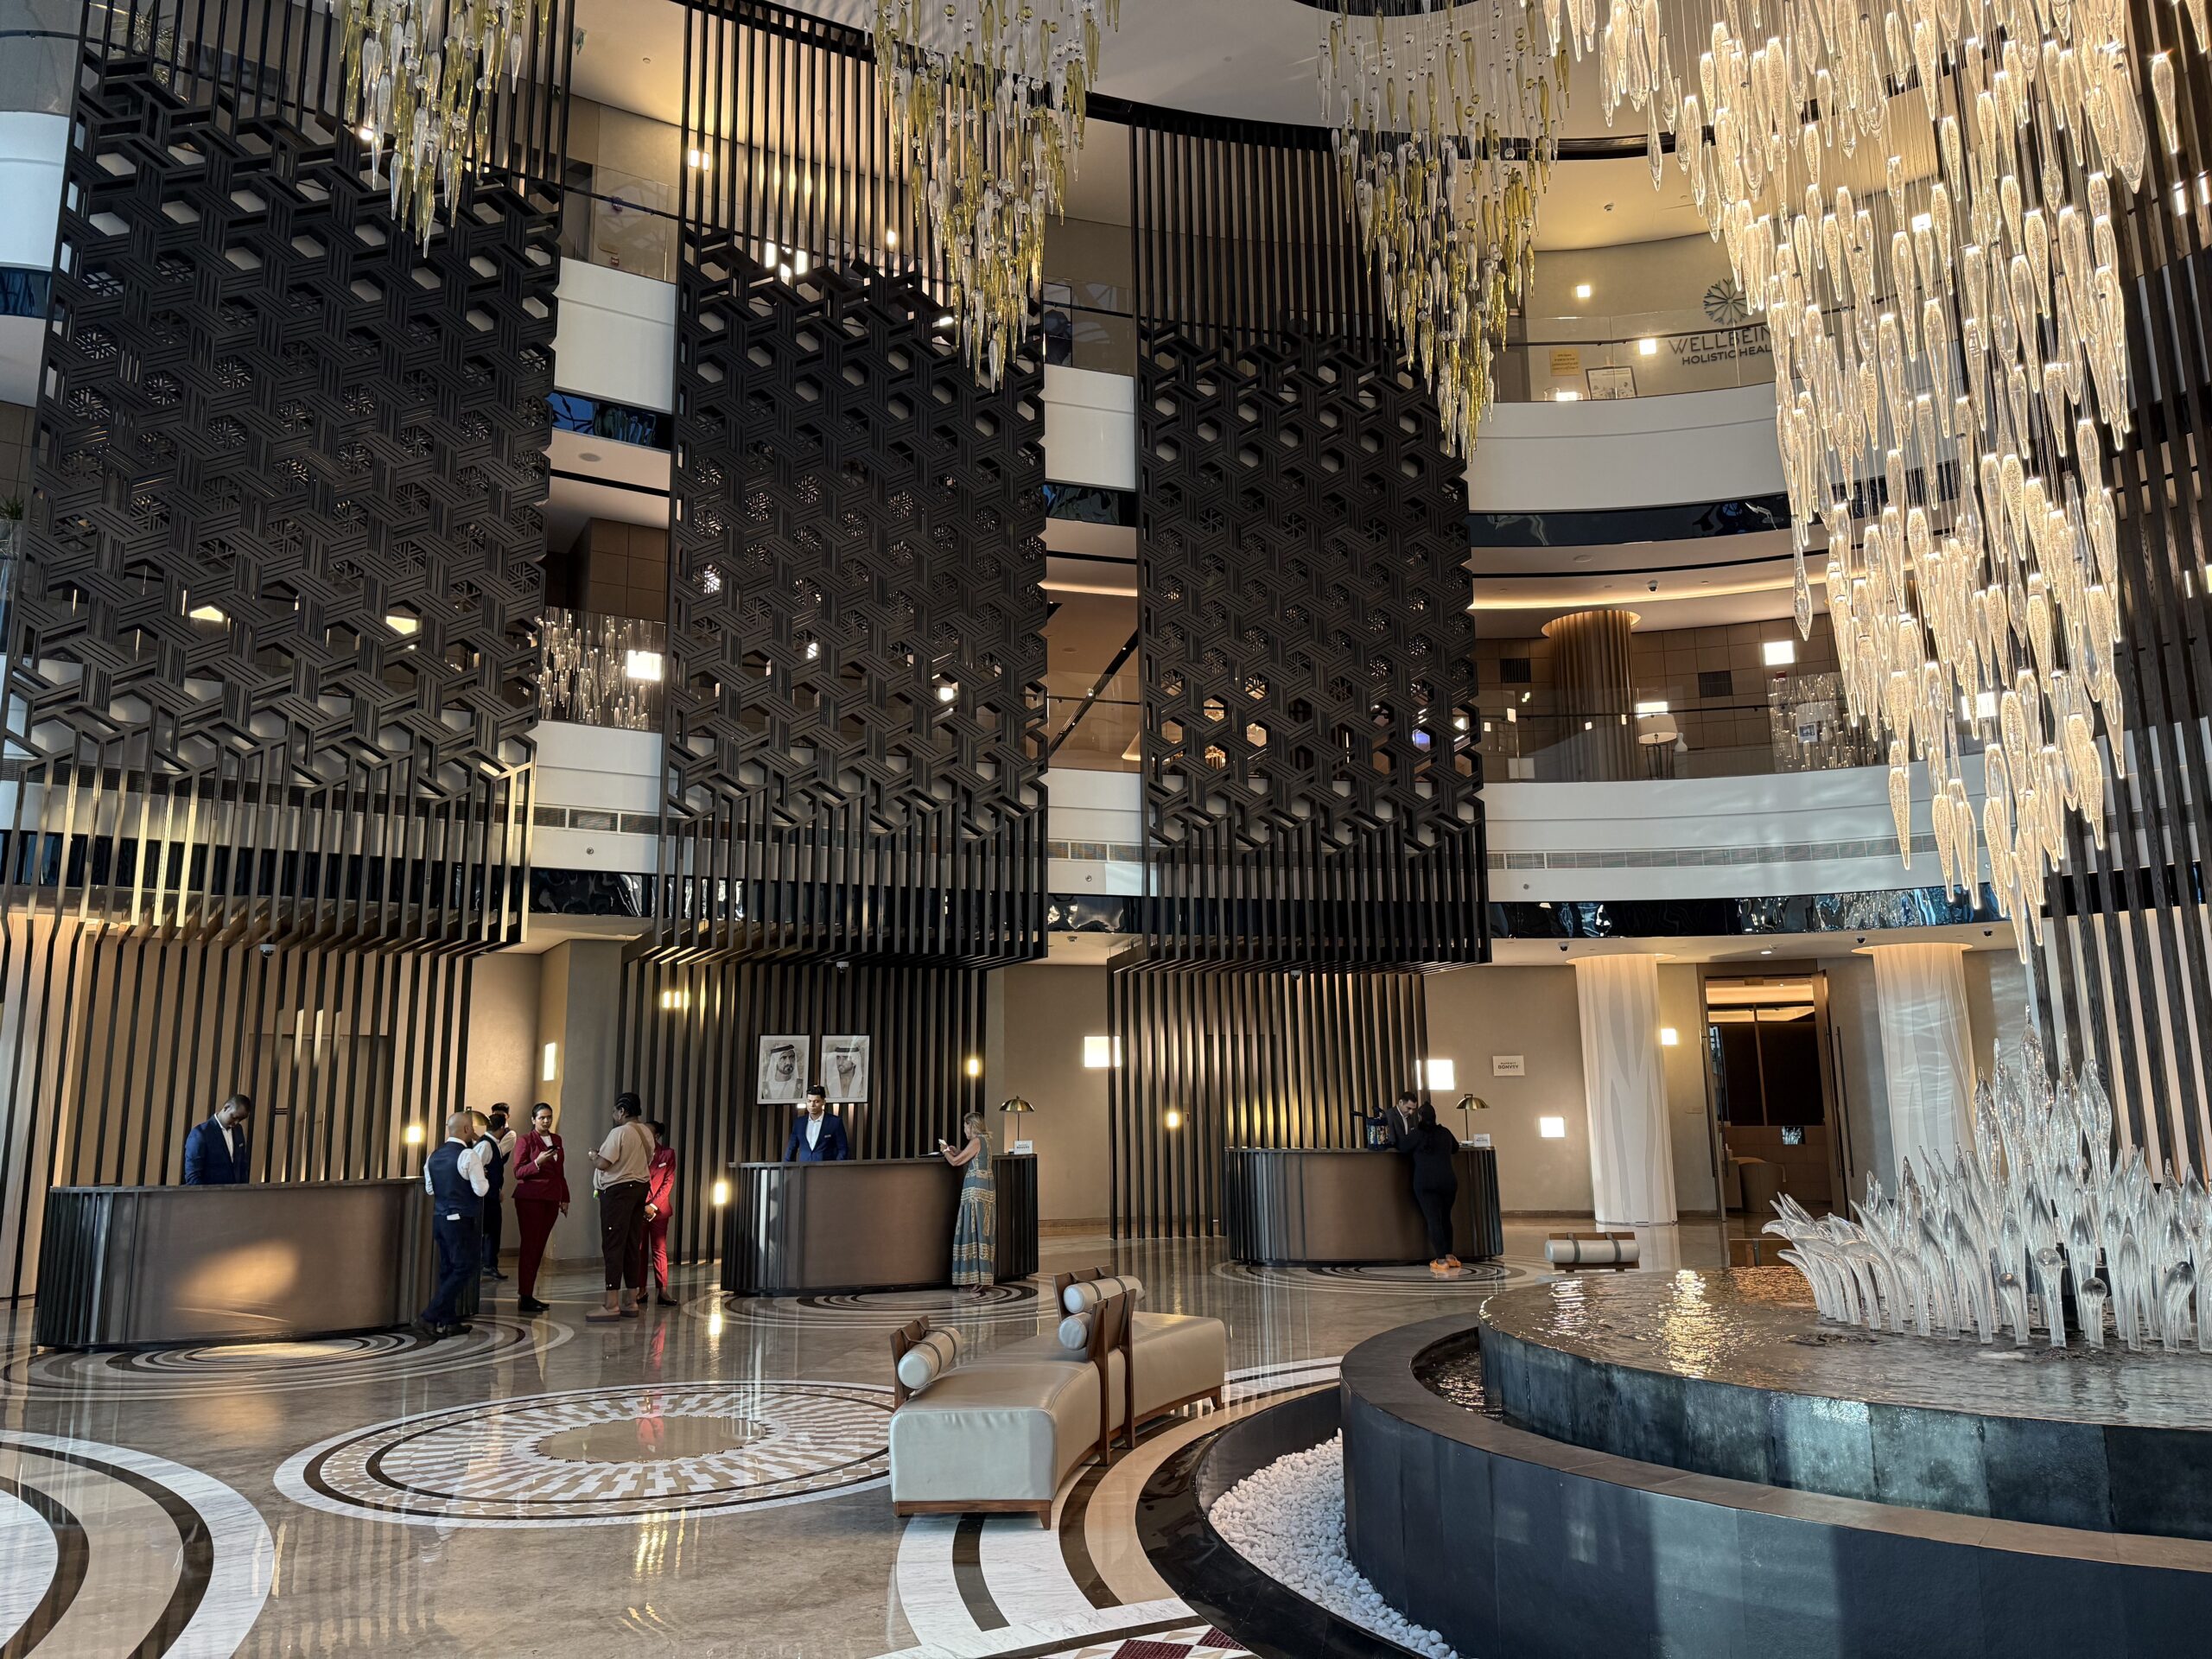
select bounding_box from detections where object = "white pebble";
[1207,1433,1461,1659]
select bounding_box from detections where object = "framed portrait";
[757,1036,810,1105]
[822,1035,870,1103]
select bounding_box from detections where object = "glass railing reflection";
[538,609,665,733]
[1475,675,1894,782]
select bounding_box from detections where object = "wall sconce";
[711,1179,730,1206]
[1538,1116,1567,1139]
[1660,1027,1679,1047]
[542,1041,558,1083]
[625,648,664,682]
[403,1122,425,1146]
[1762,639,1796,667]
[964,1056,982,1079]
[1164,1109,1184,1130]
[1419,1057,1456,1090]
[1082,1035,1122,1069]
[660,989,690,1012]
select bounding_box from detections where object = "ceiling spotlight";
[1573,282,1592,299]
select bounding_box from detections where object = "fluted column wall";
[1573,953,1677,1231]
[1869,943,1976,1179]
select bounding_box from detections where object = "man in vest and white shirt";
[416,1110,492,1338]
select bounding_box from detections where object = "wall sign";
[1492,1055,1526,1077]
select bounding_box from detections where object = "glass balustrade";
[1475,673,1905,782]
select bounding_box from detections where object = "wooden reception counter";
[34,1179,456,1350]
[1223,1146,1503,1266]
[722,1154,1039,1295]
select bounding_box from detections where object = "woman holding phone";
[511,1102,569,1313]
[937,1111,995,1296]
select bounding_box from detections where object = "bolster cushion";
[1057,1313,1090,1351]
[1061,1274,1145,1314]
[895,1326,963,1394]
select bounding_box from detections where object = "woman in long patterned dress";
[938,1110,995,1295]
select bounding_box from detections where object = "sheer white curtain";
[1869,943,1976,1179]
[1573,953,1677,1231]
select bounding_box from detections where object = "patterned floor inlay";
[275,1379,896,1528]
[1211,1260,1541,1296]
[694,1279,1047,1329]
[1,1313,571,1399]
[890,1362,1341,1658]
[0,1432,272,1657]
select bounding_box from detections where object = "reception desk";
[34,1179,461,1350]
[1223,1146,1503,1266]
[722,1154,1039,1295]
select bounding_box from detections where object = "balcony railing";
[0,0,78,116]
[1475,674,1898,782]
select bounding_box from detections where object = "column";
[1573,953,1677,1257]
[535,938,626,1266]
[1542,608,1638,781]
[1868,942,1975,1179]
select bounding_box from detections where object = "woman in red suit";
[511,1101,569,1314]
[645,1119,679,1307]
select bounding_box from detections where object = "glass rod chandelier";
[1319,1,1572,458]
[871,0,1121,388]
[339,0,545,246]
[1595,0,2192,958]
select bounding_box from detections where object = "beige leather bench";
[887,1295,1131,1528]
[1055,1268,1228,1449]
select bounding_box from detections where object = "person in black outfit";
[1406,1102,1463,1274]
[479,1106,512,1281]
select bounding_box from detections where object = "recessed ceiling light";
[577,450,601,462]
[1573,552,1592,563]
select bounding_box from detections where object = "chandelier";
[1597,0,2192,960]
[338,0,546,247]
[1319,2,1572,458]
[870,0,1121,388]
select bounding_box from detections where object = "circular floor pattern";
[0,1313,572,1399]
[276,1379,896,1528]
[0,1431,272,1657]
[691,1278,1046,1330]
[1211,1260,1539,1296]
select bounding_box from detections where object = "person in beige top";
[584,1091,656,1322]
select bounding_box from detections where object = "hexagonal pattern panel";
[14,49,553,939]
[668,231,1046,842]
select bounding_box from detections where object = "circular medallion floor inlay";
[275,1380,895,1527]
[693,1278,1045,1328]
[1,1314,570,1399]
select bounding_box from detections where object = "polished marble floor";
[0,1219,1726,1658]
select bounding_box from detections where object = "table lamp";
[1455,1092,1488,1144]
[999,1096,1033,1151]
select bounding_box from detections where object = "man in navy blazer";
[781,1085,851,1162]
[183,1095,254,1185]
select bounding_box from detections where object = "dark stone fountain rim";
[1475,1267,2212,1433]
[1343,1314,2212,1569]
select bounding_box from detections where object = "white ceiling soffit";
[1470,525,1816,630]
[1484,921,2009,966]
[547,427,671,549]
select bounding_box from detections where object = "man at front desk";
[781,1084,850,1162]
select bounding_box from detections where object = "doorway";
[1699,970,1847,1241]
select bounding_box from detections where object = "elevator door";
[1703,974,1841,1219]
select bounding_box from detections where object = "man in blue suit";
[183,1095,253,1185]
[782,1084,851,1162]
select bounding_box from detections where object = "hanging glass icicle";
[1318,1,1571,459]
[1591,0,2183,959]
[871,0,1121,390]
[339,0,547,249]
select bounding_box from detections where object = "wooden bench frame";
[1053,1266,1227,1450]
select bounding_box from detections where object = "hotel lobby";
[2,0,2211,1653]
